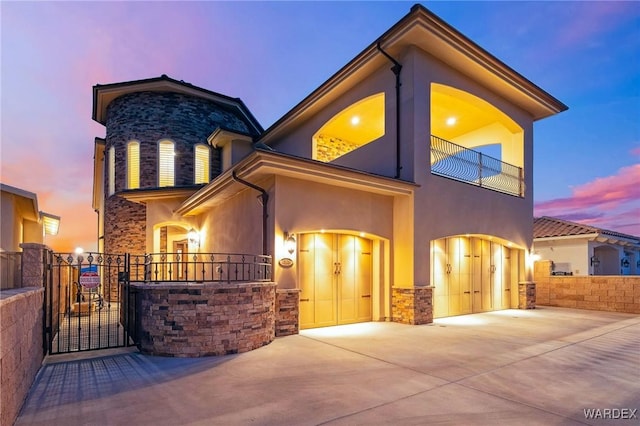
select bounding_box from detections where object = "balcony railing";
[129,252,272,283]
[430,135,524,197]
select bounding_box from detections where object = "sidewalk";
[16,307,640,425]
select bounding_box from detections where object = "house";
[0,183,60,252]
[91,4,567,329]
[1,183,60,289]
[533,216,640,276]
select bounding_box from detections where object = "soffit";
[1,184,39,221]
[119,187,202,205]
[176,151,416,216]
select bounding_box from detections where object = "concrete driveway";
[16,307,640,425]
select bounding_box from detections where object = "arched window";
[127,141,140,189]
[108,146,115,195]
[158,140,175,187]
[312,93,385,162]
[194,144,210,184]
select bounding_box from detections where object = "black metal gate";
[43,251,137,355]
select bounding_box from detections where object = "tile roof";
[533,216,640,243]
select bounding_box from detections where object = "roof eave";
[260,4,567,144]
[175,150,417,216]
[92,75,263,134]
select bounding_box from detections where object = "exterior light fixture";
[621,258,630,268]
[590,255,600,268]
[188,228,200,247]
[446,116,457,126]
[284,232,296,255]
[350,115,360,126]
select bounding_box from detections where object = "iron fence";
[44,251,133,354]
[129,252,272,283]
[430,135,524,197]
[0,251,22,290]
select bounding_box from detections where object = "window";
[127,141,140,189]
[312,93,385,162]
[194,144,210,184]
[158,140,175,187]
[108,146,115,195]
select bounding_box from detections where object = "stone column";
[518,281,536,309]
[392,286,434,325]
[275,289,301,336]
[19,243,47,288]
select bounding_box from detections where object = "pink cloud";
[535,164,640,236]
[554,2,636,49]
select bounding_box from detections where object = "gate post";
[19,243,48,288]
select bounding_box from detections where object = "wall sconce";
[188,228,200,247]
[284,232,296,255]
[590,255,600,268]
[621,258,630,268]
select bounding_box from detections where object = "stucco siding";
[269,66,398,178]
[198,177,273,256]
[272,175,395,289]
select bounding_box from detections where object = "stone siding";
[392,286,434,325]
[105,91,240,192]
[534,260,640,314]
[518,282,536,309]
[134,282,276,357]
[104,195,145,301]
[315,133,361,163]
[0,287,44,426]
[275,289,300,336]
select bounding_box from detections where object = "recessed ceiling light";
[446,117,457,126]
[351,116,360,126]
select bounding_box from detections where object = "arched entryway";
[298,233,373,329]
[432,235,520,318]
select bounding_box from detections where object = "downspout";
[231,170,269,256]
[376,42,402,179]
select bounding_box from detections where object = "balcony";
[430,135,524,197]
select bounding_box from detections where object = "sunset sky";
[1,1,639,252]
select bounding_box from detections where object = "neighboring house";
[533,216,640,276]
[92,4,566,327]
[1,183,60,289]
[0,183,60,252]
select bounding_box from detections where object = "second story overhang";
[175,149,417,217]
[260,4,568,146]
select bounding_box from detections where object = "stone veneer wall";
[392,287,434,325]
[104,195,145,301]
[275,289,300,336]
[314,133,361,163]
[518,282,536,309]
[134,282,276,357]
[105,91,244,193]
[0,287,44,426]
[103,90,249,258]
[534,260,640,314]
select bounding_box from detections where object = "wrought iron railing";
[430,135,524,197]
[129,252,272,283]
